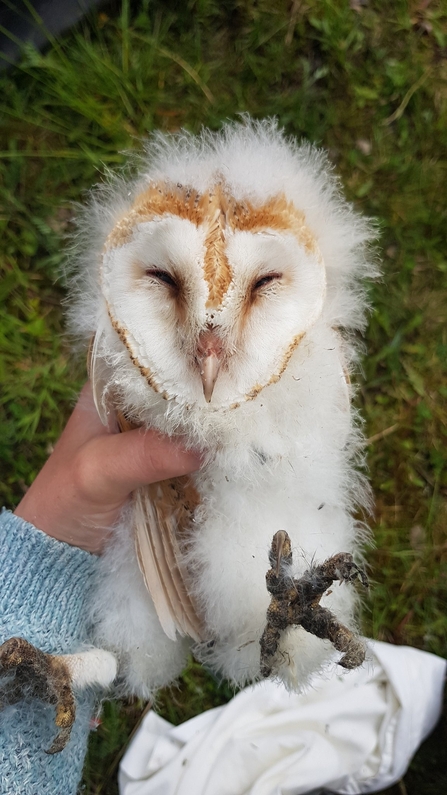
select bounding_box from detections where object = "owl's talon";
[338,635,367,670]
[0,637,76,753]
[45,726,73,756]
[268,530,292,575]
[260,533,367,677]
[321,552,369,589]
[274,530,287,575]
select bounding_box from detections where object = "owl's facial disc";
[101,186,326,409]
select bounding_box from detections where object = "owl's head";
[101,180,325,409]
[72,119,374,419]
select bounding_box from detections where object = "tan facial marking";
[226,193,321,260]
[202,185,232,307]
[106,303,169,399]
[104,181,321,310]
[134,183,210,226]
[275,332,306,380]
[105,184,206,250]
[245,383,264,401]
[244,332,305,401]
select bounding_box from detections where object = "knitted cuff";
[0,509,99,654]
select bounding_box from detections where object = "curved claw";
[326,553,369,589]
[46,726,73,756]
[269,530,292,575]
[338,635,367,669]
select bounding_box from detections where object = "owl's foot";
[0,637,75,754]
[260,531,368,678]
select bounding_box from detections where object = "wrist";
[13,470,117,554]
[0,509,99,652]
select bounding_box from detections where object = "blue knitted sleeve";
[0,509,99,794]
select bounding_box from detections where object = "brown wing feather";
[115,411,205,643]
[133,489,180,641]
[135,479,205,642]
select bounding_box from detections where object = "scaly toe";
[0,637,76,753]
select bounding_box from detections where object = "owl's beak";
[200,352,221,403]
[197,329,223,403]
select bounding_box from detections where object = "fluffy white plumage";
[68,117,377,699]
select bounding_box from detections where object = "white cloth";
[119,641,445,795]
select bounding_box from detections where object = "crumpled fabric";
[119,641,445,795]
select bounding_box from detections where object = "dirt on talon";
[0,636,76,753]
[260,531,368,678]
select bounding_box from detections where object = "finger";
[76,427,203,504]
[54,383,114,459]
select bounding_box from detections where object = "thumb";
[77,427,203,505]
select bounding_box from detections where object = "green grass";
[0,1,446,793]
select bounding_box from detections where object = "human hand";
[14,383,202,554]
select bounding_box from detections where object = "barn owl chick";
[75,117,375,694]
[1,119,376,750]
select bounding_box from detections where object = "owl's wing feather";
[114,409,204,643]
[134,480,205,643]
[133,487,181,642]
[150,479,205,641]
[88,329,112,426]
